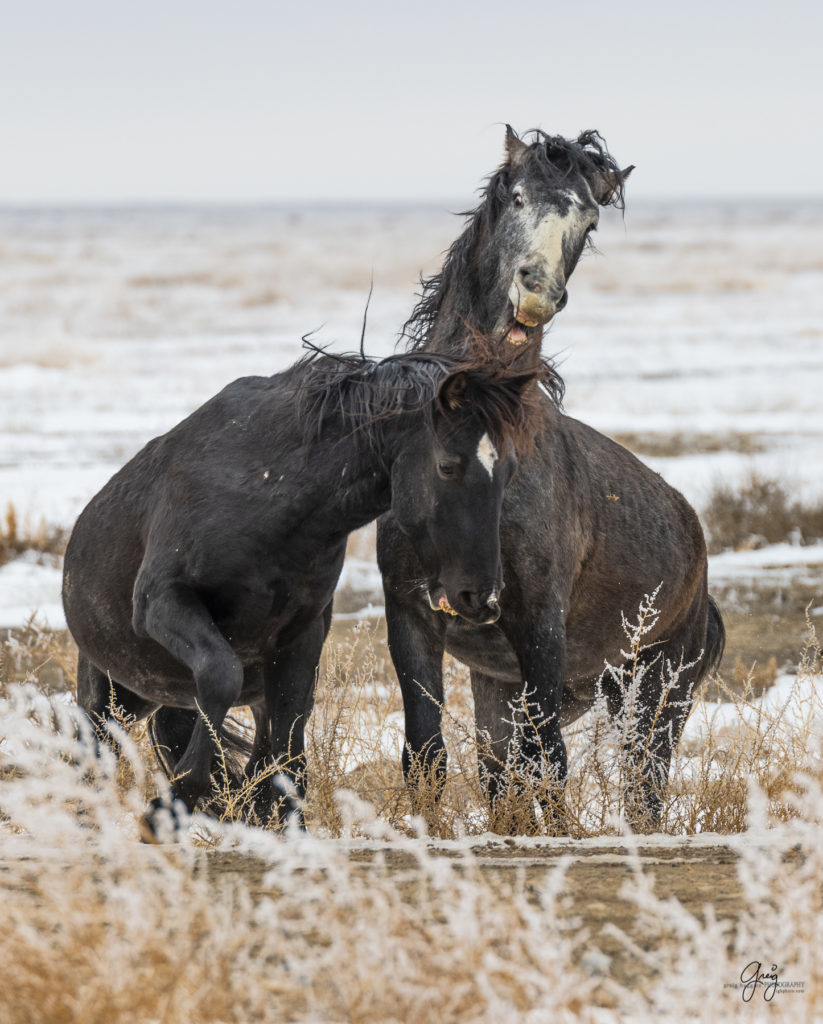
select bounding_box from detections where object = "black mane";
[290,341,555,451]
[402,129,627,354]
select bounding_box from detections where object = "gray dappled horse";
[63,346,547,834]
[377,126,725,831]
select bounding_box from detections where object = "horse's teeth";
[515,313,538,327]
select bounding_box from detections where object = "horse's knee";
[193,649,244,711]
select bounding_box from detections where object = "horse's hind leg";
[136,582,244,821]
[77,653,156,747]
[149,704,254,820]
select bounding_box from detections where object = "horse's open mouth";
[505,308,543,346]
[425,586,501,625]
[426,588,459,616]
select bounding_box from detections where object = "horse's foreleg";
[470,670,540,834]
[251,615,328,830]
[502,612,568,832]
[137,582,244,819]
[470,670,516,802]
[385,595,448,815]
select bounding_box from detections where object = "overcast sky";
[2,0,821,202]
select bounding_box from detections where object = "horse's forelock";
[434,350,561,455]
[521,129,628,209]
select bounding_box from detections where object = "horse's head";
[388,357,541,625]
[405,127,633,354]
[490,126,633,345]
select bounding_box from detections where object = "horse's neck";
[425,290,544,371]
[312,431,392,534]
[425,295,473,354]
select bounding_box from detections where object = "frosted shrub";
[0,682,604,1024]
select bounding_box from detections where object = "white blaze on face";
[507,194,597,316]
[476,433,499,479]
[526,200,588,269]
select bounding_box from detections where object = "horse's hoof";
[140,796,188,844]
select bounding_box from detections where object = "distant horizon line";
[0,194,821,211]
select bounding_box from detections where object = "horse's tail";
[702,594,726,677]
[148,706,254,814]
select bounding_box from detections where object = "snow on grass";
[710,541,823,575]
[0,551,65,630]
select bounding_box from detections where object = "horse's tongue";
[507,324,528,345]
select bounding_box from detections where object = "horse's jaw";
[505,289,568,344]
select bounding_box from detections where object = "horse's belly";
[443,618,623,708]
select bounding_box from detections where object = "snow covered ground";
[1,198,822,630]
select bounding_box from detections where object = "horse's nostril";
[517,265,547,295]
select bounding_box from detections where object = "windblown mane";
[402,129,627,351]
[290,339,555,453]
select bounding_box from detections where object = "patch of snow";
[0,551,66,630]
[710,541,823,574]
[333,604,385,621]
[336,557,383,595]
[681,671,823,746]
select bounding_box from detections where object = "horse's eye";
[512,192,524,207]
[437,461,458,479]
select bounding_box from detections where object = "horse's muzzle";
[426,585,501,625]
[509,266,567,326]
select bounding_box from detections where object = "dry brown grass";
[0,501,68,569]
[4,602,820,845]
[2,601,823,1021]
[0,682,599,1024]
[0,615,76,699]
[703,472,823,553]
[612,430,764,458]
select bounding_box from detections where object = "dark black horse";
[377,126,725,831]
[63,345,546,832]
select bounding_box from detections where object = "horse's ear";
[439,372,468,410]
[504,124,528,164]
[507,370,541,399]
[587,163,635,206]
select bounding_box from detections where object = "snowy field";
[1,199,822,629]
[2,200,823,1022]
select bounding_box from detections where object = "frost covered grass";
[292,603,822,843]
[0,684,601,1023]
[1,613,823,1020]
